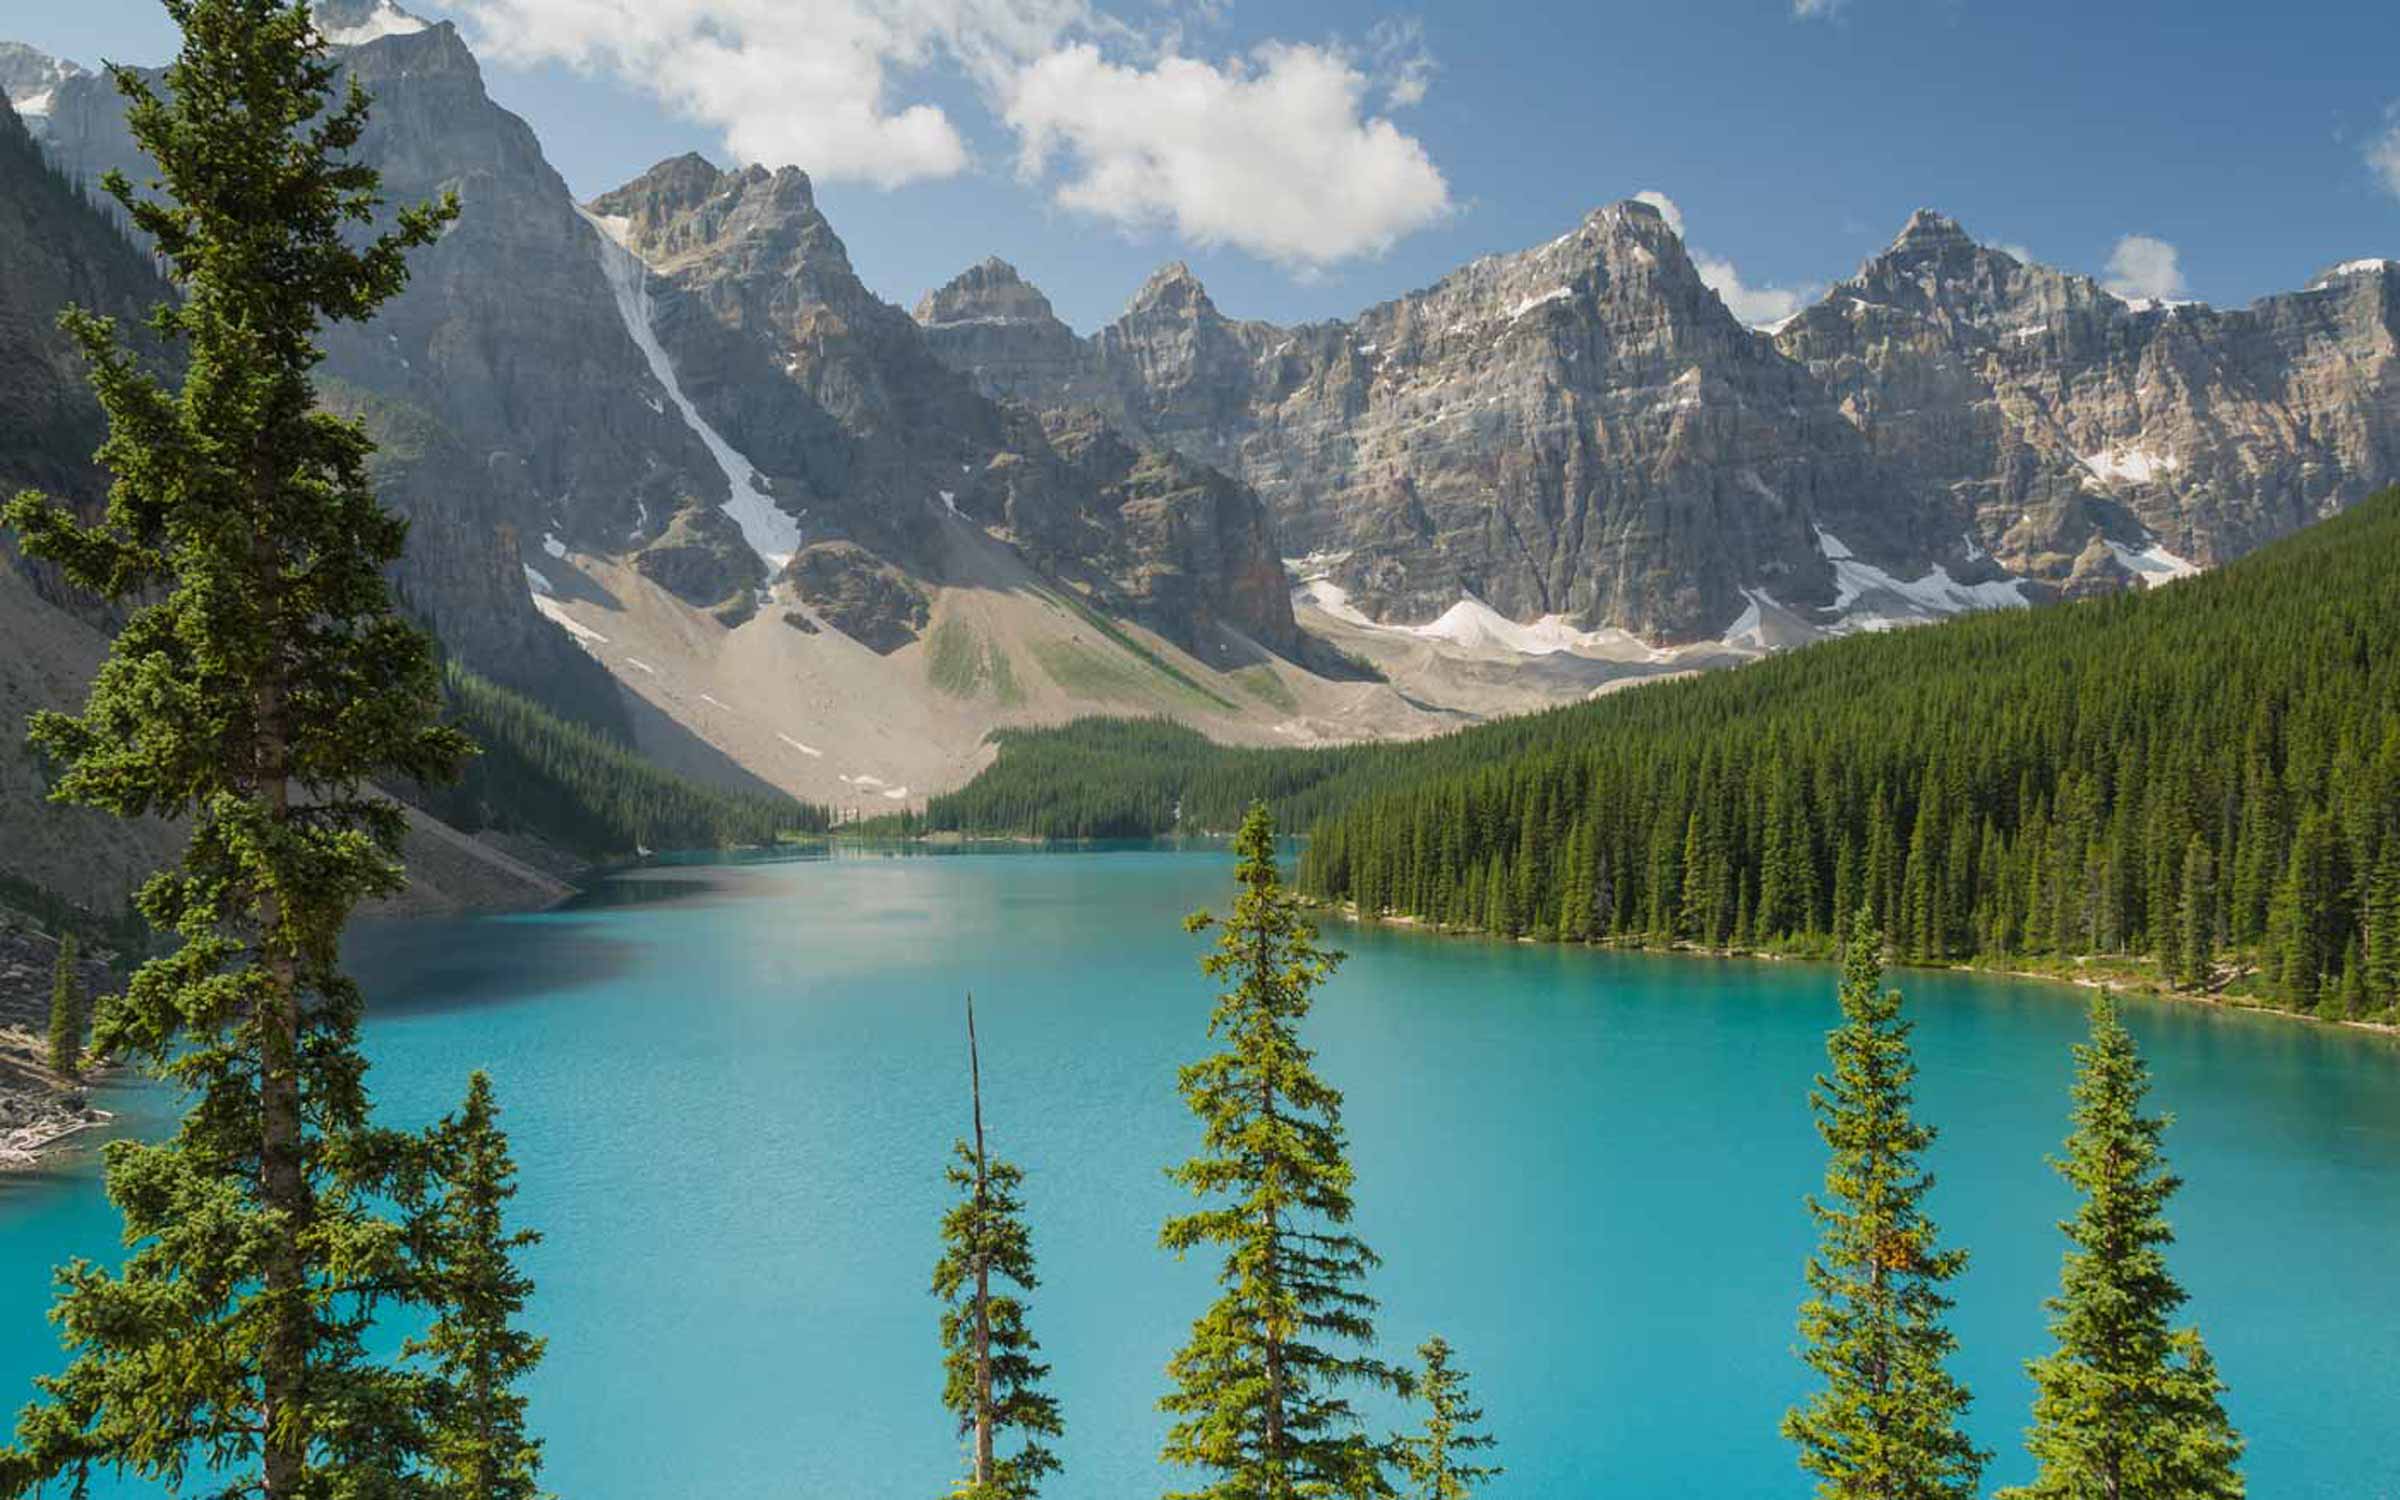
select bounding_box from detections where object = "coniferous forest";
[909,489,2400,1020]
[424,662,829,856]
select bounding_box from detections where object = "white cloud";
[2102,233,2186,302]
[450,0,1091,189]
[1793,0,1848,17]
[1005,41,1452,266]
[449,0,1451,268]
[1995,242,2039,266]
[2369,105,2400,199]
[1368,17,1435,109]
[1634,189,1815,329]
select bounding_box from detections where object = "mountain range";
[0,0,2391,911]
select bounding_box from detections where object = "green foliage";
[408,1072,547,1500]
[45,932,82,1081]
[1035,586,1237,712]
[426,661,826,855]
[0,4,487,1491]
[1159,804,1403,1500]
[1394,1337,1500,1500]
[932,490,2400,1014]
[933,1004,1060,1500]
[1783,915,1986,1499]
[1998,1000,2244,1499]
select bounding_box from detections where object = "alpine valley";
[1,0,2394,925]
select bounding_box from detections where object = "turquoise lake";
[1,846,2396,1496]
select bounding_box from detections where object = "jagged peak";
[2310,257,2397,289]
[1887,208,1975,255]
[914,256,1060,328]
[1126,260,1216,319]
[314,0,432,48]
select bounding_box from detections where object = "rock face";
[585,153,1300,657]
[1775,215,2398,586]
[17,21,693,727]
[923,203,1971,641]
[921,206,2398,641]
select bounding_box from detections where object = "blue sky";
[12,0,2399,333]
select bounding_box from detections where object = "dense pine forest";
[910,490,2400,1018]
[423,663,827,856]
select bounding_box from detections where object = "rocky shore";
[0,912,113,1171]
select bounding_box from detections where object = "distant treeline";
[911,490,2400,1018]
[422,663,827,857]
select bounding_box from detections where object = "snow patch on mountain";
[1815,525,2029,624]
[2105,539,2201,587]
[2081,446,2179,486]
[578,208,803,570]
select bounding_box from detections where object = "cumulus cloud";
[1635,189,1815,328]
[449,0,1452,268]
[449,0,1089,189]
[2369,105,2400,199]
[1004,41,1451,266]
[2102,234,2186,302]
[1792,0,1848,17]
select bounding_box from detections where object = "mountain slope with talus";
[0,7,1462,833]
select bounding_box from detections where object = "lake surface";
[2,847,2396,1497]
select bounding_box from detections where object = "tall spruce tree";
[0,2,470,1492]
[46,933,82,1081]
[2001,998,2244,1498]
[1783,912,1986,1500]
[1394,1337,1501,1500]
[934,997,1061,1500]
[1161,803,1403,1500]
[410,1072,547,1500]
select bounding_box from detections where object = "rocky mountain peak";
[1127,261,1218,320]
[0,41,85,121]
[1891,208,1973,252]
[913,256,1062,330]
[2310,258,2397,291]
[314,0,434,48]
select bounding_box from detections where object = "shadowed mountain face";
[920,207,2398,642]
[585,153,1299,657]
[10,16,1299,689]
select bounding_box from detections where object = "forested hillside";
[422,665,827,857]
[919,490,2400,1017]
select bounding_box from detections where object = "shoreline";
[1312,900,2400,1041]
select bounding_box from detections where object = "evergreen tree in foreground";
[934,997,1061,1500]
[1783,913,1986,1499]
[1161,803,1404,1500]
[1395,1337,1500,1500]
[1999,999,2244,1499]
[45,933,82,1082]
[410,1072,548,1500]
[0,2,471,1491]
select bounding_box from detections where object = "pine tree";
[2365,842,2400,1013]
[45,933,82,1081]
[2176,834,2215,990]
[1999,999,2244,1499]
[0,3,470,1492]
[411,1072,547,1500]
[935,997,1061,1500]
[1783,912,1986,1500]
[1394,1337,1500,1500]
[1161,803,1403,1500]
